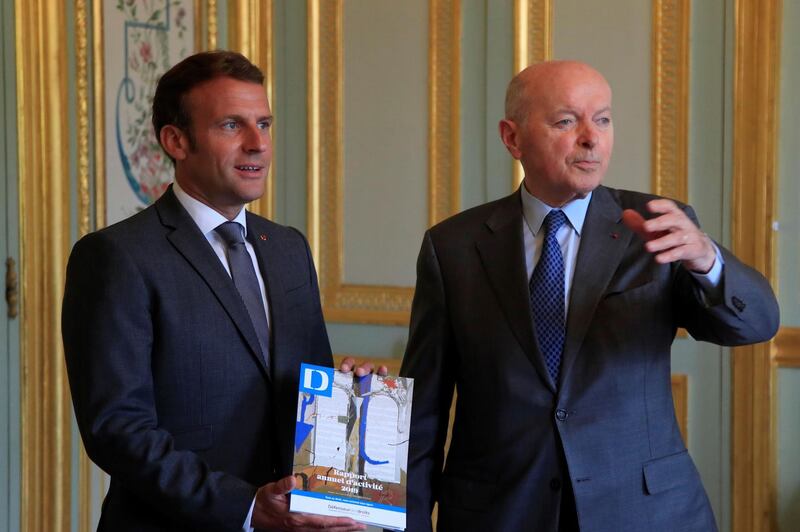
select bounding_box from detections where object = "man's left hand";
[338,357,389,377]
[622,199,716,273]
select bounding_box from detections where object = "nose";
[243,124,269,153]
[577,122,598,149]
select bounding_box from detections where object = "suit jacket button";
[549,478,562,491]
[555,409,568,421]
[732,296,746,312]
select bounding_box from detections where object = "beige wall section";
[552,0,652,193]
[342,0,428,287]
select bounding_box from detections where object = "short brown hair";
[152,50,264,154]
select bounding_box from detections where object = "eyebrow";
[219,114,273,123]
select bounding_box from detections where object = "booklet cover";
[290,363,413,531]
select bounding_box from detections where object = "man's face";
[170,76,272,219]
[502,64,613,207]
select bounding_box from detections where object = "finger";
[622,209,669,242]
[643,229,693,254]
[354,362,374,377]
[621,209,649,240]
[645,198,682,215]
[265,475,296,496]
[640,211,695,237]
[338,357,356,372]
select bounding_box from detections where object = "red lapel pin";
[260,234,268,240]
[610,232,619,239]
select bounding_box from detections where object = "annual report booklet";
[290,363,414,531]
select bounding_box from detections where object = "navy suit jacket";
[62,187,332,531]
[401,186,779,532]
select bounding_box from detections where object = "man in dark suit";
[62,51,370,531]
[401,61,779,531]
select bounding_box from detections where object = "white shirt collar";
[172,181,248,237]
[520,183,592,236]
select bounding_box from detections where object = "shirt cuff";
[242,496,256,531]
[689,242,724,303]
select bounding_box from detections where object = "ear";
[159,125,190,161]
[498,119,522,160]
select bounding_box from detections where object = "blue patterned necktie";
[215,221,271,369]
[529,209,567,386]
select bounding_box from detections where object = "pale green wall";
[778,368,800,532]
[552,0,652,194]
[1,0,21,529]
[342,0,428,287]
[778,0,800,326]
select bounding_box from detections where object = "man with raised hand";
[401,60,779,531]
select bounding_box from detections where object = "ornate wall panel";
[308,0,460,325]
[651,0,689,203]
[15,0,72,530]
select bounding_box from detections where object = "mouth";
[234,164,265,175]
[572,159,601,171]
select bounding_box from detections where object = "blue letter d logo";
[299,363,334,397]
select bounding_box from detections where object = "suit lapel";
[245,213,291,381]
[476,192,555,392]
[155,188,269,377]
[558,186,632,389]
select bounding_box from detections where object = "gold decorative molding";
[731,1,781,531]
[512,0,552,188]
[308,0,460,325]
[227,0,274,220]
[76,0,91,238]
[429,0,461,226]
[774,327,800,367]
[92,0,106,229]
[206,0,217,50]
[16,0,73,530]
[75,3,94,529]
[651,0,690,202]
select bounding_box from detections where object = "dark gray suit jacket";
[62,187,332,531]
[402,186,779,532]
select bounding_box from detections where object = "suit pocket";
[438,474,496,511]
[171,425,213,451]
[643,449,695,495]
[603,277,656,299]
[284,282,312,309]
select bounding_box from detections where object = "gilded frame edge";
[308,0,460,326]
[730,1,781,531]
[774,327,800,367]
[16,0,73,530]
[651,0,690,203]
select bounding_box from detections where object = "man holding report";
[401,61,779,531]
[63,50,380,532]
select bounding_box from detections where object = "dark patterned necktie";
[215,221,270,369]
[529,209,567,386]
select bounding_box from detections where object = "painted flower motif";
[140,41,152,64]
